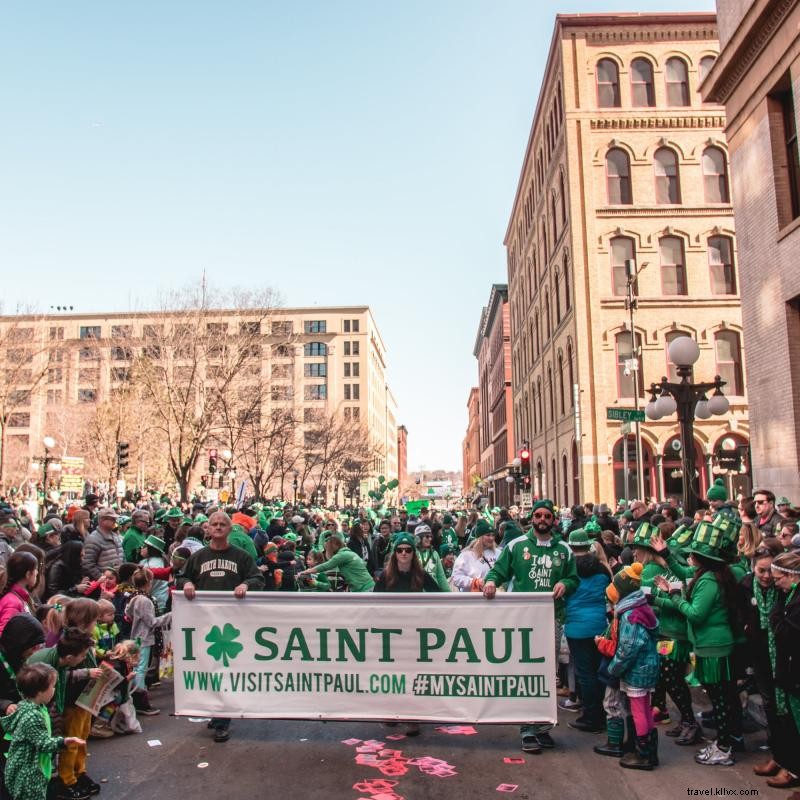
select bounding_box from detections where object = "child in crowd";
[604,563,660,771]
[27,627,99,800]
[93,599,119,659]
[1,663,85,800]
[297,550,329,591]
[125,568,171,716]
[257,541,283,590]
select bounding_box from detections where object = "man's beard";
[534,521,552,535]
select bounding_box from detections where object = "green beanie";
[707,477,728,502]
[391,532,416,551]
[532,499,554,513]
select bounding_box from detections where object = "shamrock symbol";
[205,623,243,667]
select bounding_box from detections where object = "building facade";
[506,13,750,507]
[704,0,800,499]
[474,285,516,507]
[462,387,481,498]
[0,306,399,498]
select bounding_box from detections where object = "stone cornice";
[590,115,726,130]
[596,205,734,217]
[584,24,718,44]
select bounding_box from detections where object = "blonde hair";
[467,532,496,560]
[738,522,762,559]
[96,598,115,618]
[108,639,140,662]
[42,595,70,638]
[64,597,100,633]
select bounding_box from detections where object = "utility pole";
[625,259,646,502]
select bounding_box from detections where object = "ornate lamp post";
[292,470,299,506]
[645,336,730,516]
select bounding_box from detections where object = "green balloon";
[378,475,386,484]
[387,479,399,490]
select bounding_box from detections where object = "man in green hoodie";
[122,510,151,564]
[483,499,578,755]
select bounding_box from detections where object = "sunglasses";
[532,512,553,519]
[395,547,413,554]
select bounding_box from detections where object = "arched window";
[659,236,687,295]
[304,342,327,357]
[568,342,575,407]
[536,460,544,497]
[558,352,565,415]
[537,378,543,431]
[560,170,567,224]
[698,55,717,85]
[562,454,569,507]
[665,57,690,106]
[703,147,730,203]
[551,458,558,504]
[606,149,632,205]
[541,216,548,258]
[708,236,737,295]
[563,254,571,311]
[551,194,558,242]
[610,236,636,296]
[545,295,552,338]
[630,58,655,107]
[715,331,744,395]
[616,330,644,398]
[555,282,561,325]
[533,312,540,357]
[547,365,555,422]
[597,59,621,107]
[654,148,681,204]
[665,330,694,382]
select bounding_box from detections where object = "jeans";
[133,644,151,692]
[567,636,605,725]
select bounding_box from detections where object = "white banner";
[172,592,556,724]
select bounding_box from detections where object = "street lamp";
[645,336,729,515]
[33,436,59,521]
[292,470,299,506]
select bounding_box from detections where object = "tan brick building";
[704,0,800,500]
[0,306,399,499]
[462,387,481,497]
[505,13,750,507]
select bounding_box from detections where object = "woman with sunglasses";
[413,525,451,592]
[373,533,441,593]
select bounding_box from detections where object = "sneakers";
[55,784,90,800]
[521,735,542,754]
[695,740,735,766]
[89,721,114,739]
[213,727,230,743]
[559,698,583,712]
[136,706,160,716]
[665,720,685,737]
[536,732,555,748]
[76,774,101,796]
[675,722,703,746]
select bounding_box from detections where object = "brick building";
[505,13,750,506]
[473,285,516,506]
[462,387,481,498]
[704,0,800,499]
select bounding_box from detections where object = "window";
[344,384,351,401]
[568,342,575,407]
[303,407,320,423]
[8,390,30,406]
[47,368,62,384]
[8,413,30,428]
[49,327,64,341]
[545,295,552,339]
[665,57,690,106]
[606,149,632,204]
[558,353,565,415]
[547,365,555,422]
[304,342,327,357]
[8,328,33,343]
[78,368,99,383]
[344,342,351,356]
[142,344,162,359]
[665,331,694,382]
[654,148,681,203]
[351,319,360,333]
[698,56,717,85]
[715,331,744,395]
[142,324,162,339]
[111,346,132,361]
[78,388,97,403]
[597,59,621,107]
[560,171,567,224]
[206,322,227,337]
[272,344,292,357]
[173,366,194,382]
[352,341,360,356]
[616,331,644,398]
[659,236,687,295]
[555,282,561,324]
[346,383,360,401]
[773,82,800,222]
[563,255,571,311]
[49,349,63,363]
[111,367,130,382]
[79,347,100,361]
[702,147,730,203]
[79,326,101,340]
[304,320,327,334]
[610,236,636,296]
[46,390,62,405]
[111,325,132,338]
[272,364,292,379]
[304,362,327,377]
[630,58,655,107]
[304,384,327,401]
[708,236,737,294]
[344,363,350,377]
[343,320,350,333]
[271,321,293,336]
[271,385,292,401]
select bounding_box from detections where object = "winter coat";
[642,560,689,641]
[81,529,123,579]
[564,557,610,639]
[125,593,171,648]
[228,527,258,561]
[607,590,660,689]
[121,526,147,563]
[770,587,800,694]
[0,585,34,637]
[757,509,783,538]
[310,548,375,593]
[0,614,45,715]
[451,547,499,591]
[656,570,734,657]
[418,549,451,592]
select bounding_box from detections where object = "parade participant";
[440,514,460,555]
[60,510,90,545]
[755,490,783,537]
[414,524,450,591]
[178,511,264,742]
[564,528,611,734]
[483,499,578,754]
[369,518,393,578]
[138,535,169,613]
[297,550,330,591]
[160,507,184,549]
[450,519,498,592]
[36,523,62,555]
[298,532,375,593]
[0,551,39,635]
[373,533,440,593]
[43,542,87,602]
[764,551,800,790]
[121,510,151,564]
[604,563,660,770]
[652,522,741,766]
[81,509,123,581]
[347,520,371,562]
[1,663,86,800]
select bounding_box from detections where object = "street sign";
[607,407,645,423]
[620,421,632,436]
[520,492,533,506]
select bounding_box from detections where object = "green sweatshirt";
[641,561,688,641]
[418,549,451,592]
[122,526,147,563]
[310,549,375,593]
[485,531,578,619]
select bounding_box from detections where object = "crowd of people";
[0,479,797,799]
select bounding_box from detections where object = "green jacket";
[419,549,451,592]
[655,571,733,657]
[485,531,578,619]
[228,529,258,561]
[311,549,375,593]
[1,700,64,790]
[641,561,688,641]
[122,526,147,564]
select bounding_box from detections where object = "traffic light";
[520,446,531,478]
[116,442,130,471]
[208,449,218,474]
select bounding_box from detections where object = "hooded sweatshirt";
[0,614,45,715]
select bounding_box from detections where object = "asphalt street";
[81,683,785,800]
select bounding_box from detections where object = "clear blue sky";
[0,0,714,473]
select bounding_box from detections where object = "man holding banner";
[177,511,264,742]
[483,499,578,755]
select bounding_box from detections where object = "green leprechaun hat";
[712,511,740,560]
[686,520,727,563]
[631,521,661,551]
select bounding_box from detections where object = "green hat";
[532,499,554,513]
[194,514,208,524]
[631,521,660,551]
[622,510,634,521]
[164,507,184,520]
[686,521,727,563]
[568,528,591,548]
[473,518,496,538]
[777,496,791,506]
[584,519,602,537]
[36,523,58,538]
[282,531,299,543]
[443,514,453,525]
[182,516,193,525]
[144,535,166,554]
[439,543,456,557]
[391,532,416,551]
[154,509,166,522]
[707,477,728,502]
[712,512,740,560]
[117,515,131,525]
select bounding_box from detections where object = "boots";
[649,728,660,766]
[620,734,656,771]
[132,690,160,716]
[624,714,637,753]
[594,717,624,757]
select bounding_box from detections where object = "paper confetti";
[385,733,407,741]
[434,725,477,735]
[197,762,209,769]
[147,740,162,747]
[496,785,519,793]
[341,738,362,746]
[503,757,526,764]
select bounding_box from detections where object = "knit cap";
[391,532,416,551]
[606,562,643,604]
[568,528,591,548]
[707,478,728,502]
